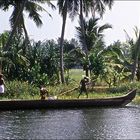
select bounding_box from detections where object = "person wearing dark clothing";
[77,76,89,98]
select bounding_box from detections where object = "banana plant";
[123,27,140,81]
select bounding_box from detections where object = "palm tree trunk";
[136,60,140,81]
[4,1,26,51]
[79,0,89,77]
[22,21,30,54]
[131,58,138,81]
[23,21,29,42]
[60,1,67,84]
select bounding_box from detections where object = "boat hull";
[0,89,136,110]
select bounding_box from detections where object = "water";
[0,104,140,139]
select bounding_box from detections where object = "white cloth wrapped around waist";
[48,96,57,100]
[0,85,4,93]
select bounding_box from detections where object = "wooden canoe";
[0,89,136,110]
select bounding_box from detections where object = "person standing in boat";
[0,74,5,94]
[77,76,89,98]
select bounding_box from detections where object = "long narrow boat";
[0,89,136,110]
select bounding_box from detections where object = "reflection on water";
[0,104,140,139]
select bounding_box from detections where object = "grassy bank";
[1,69,140,103]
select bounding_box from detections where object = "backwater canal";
[0,104,140,139]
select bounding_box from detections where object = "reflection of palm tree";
[0,0,55,50]
[57,0,79,83]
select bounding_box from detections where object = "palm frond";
[98,24,112,34]
[95,0,105,17]
[57,0,65,15]
[102,0,114,9]
[68,0,79,21]
[0,0,13,10]
[26,4,43,27]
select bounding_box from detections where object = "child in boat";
[77,76,89,98]
[40,86,49,100]
[40,86,57,100]
[0,74,5,94]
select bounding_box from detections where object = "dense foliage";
[0,0,140,102]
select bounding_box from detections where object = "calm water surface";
[0,104,140,139]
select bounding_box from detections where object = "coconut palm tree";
[76,17,112,51]
[77,0,114,76]
[76,17,112,76]
[78,0,114,53]
[57,0,79,83]
[57,0,114,83]
[0,0,55,51]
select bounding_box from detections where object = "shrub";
[4,80,39,99]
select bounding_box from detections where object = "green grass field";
[69,69,85,82]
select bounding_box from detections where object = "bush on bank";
[2,80,39,99]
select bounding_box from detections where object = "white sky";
[0,1,140,46]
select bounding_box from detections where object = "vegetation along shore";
[0,1,140,104]
[0,69,139,104]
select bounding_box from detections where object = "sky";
[0,1,140,46]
